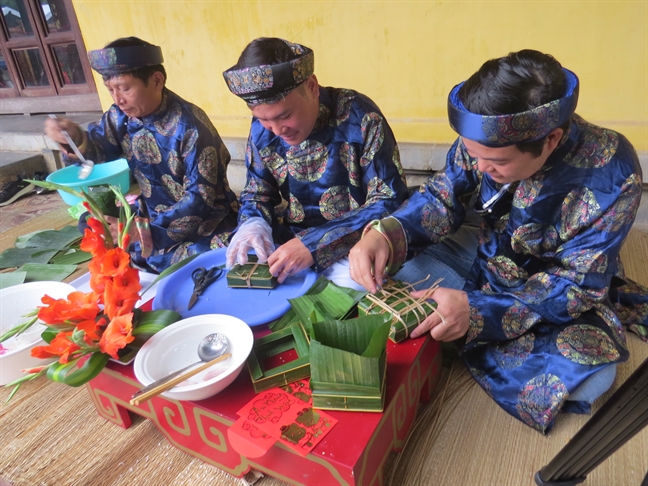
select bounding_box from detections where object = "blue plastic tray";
[152,248,317,326]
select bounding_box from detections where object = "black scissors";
[187,266,224,310]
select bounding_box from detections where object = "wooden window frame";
[0,0,97,105]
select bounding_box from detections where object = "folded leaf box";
[357,280,437,343]
[226,256,277,289]
[246,322,311,392]
[309,315,391,412]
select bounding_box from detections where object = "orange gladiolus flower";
[87,259,109,297]
[99,247,131,277]
[87,216,105,236]
[99,313,135,359]
[31,332,80,363]
[38,291,101,325]
[113,266,141,295]
[76,318,103,341]
[80,227,106,257]
[103,278,140,319]
[121,233,131,251]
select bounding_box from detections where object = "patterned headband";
[447,68,579,147]
[222,41,314,106]
[88,45,164,77]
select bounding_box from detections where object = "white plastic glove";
[226,217,274,268]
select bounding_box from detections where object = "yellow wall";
[72,0,647,151]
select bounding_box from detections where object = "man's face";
[103,72,164,118]
[462,131,562,184]
[249,75,320,146]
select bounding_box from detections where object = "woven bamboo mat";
[1,229,647,486]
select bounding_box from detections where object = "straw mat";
[1,228,647,486]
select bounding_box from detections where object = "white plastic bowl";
[133,314,254,401]
[0,281,77,385]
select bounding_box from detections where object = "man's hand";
[348,229,390,293]
[268,238,314,284]
[44,117,84,157]
[225,217,274,268]
[409,287,470,342]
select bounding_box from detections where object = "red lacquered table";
[85,334,441,486]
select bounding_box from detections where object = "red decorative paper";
[277,406,338,456]
[232,379,337,456]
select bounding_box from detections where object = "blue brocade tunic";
[239,86,409,272]
[389,115,648,433]
[79,89,239,272]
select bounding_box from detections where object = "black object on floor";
[535,357,648,486]
[32,171,51,194]
[0,177,35,206]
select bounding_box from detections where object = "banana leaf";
[0,271,26,289]
[289,284,359,329]
[309,315,390,411]
[46,352,110,386]
[50,248,91,265]
[130,309,183,346]
[269,276,367,332]
[246,322,311,392]
[17,263,77,282]
[14,229,54,248]
[0,248,58,269]
[15,226,81,251]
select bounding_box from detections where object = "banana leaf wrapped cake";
[358,278,440,343]
[227,255,277,289]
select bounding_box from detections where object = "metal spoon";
[132,332,228,398]
[48,114,95,180]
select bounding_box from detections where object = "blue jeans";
[395,224,615,404]
[394,225,479,291]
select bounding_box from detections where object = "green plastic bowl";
[46,159,131,206]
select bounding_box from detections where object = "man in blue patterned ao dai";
[349,50,648,433]
[222,38,408,289]
[44,37,238,272]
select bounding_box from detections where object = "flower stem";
[0,315,38,344]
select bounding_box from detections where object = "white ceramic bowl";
[0,281,77,385]
[133,314,254,401]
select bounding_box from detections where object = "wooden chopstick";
[129,352,232,406]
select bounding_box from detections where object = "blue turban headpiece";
[88,45,164,77]
[447,68,579,147]
[223,40,314,106]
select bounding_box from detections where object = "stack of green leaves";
[309,315,391,412]
[269,276,367,332]
[0,226,91,289]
